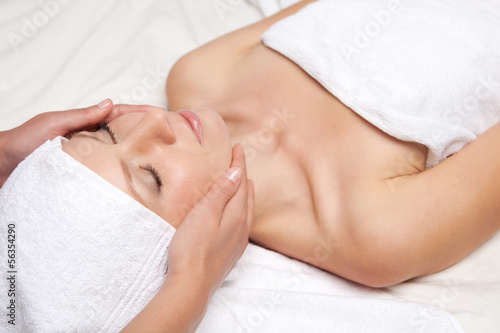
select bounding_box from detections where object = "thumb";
[189,167,242,219]
[57,98,113,134]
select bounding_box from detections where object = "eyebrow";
[72,132,148,206]
[101,124,163,194]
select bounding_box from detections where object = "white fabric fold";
[0,137,176,332]
[261,0,500,168]
[197,244,466,332]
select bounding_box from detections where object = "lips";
[177,110,203,145]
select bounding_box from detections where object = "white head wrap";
[0,137,175,332]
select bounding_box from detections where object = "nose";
[121,107,175,152]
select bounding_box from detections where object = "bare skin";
[166,0,500,287]
[0,102,254,332]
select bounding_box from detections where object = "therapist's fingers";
[0,100,162,187]
[166,163,244,286]
[246,179,255,230]
[219,144,249,226]
[102,104,161,124]
[179,144,246,229]
[5,99,115,144]
[190,166,242,221]
[167,145,250,289]
[51,100,161,136]
[218,144,249,229]
[215,144,251,269]
[194,144,246,219]
[50,98,115,135]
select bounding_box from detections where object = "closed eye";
[100,123,164,194]
[142,164,163,192]
[100,123,117,144]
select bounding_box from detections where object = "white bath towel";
[198,244,465,332]
[261,0,500,168]
[0,137,176,332]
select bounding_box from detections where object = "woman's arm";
[345,121,500,287]
[121,144,254,332]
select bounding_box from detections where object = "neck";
[229,127,309,225]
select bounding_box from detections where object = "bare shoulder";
[166,0,317,110]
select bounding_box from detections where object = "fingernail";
[224,167,241,184]
[98,98,111,109]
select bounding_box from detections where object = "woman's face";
[62,107,232,228]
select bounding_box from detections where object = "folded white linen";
[197,244,466,332]
[0,137,175,332]
[261,0,500,168]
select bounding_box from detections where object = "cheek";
[202,150,232,183]
[168,165,219,208]
[174,166,218,201]
[176,153,228,191]
[161,177,208,228]
[160,153,230,226]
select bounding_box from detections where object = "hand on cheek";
[166,143,254,296]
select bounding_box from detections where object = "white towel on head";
[0,137,175,332]
[261,0,500,168]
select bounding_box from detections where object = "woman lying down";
[2,0,500,331]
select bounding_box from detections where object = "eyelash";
[100,123,163,192]
[144,164,163,190]
[100,123,117,143]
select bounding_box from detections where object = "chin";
[196,107,232,155]
[196,106,227,130]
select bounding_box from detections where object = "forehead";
[62,133,148,205]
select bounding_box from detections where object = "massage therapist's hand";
[121,144,254,333]
[168,143,254,293]
[0,99,154,187]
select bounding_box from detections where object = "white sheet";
[0,0,262,130]
[0,1,498,332]
[199,244,464,332]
